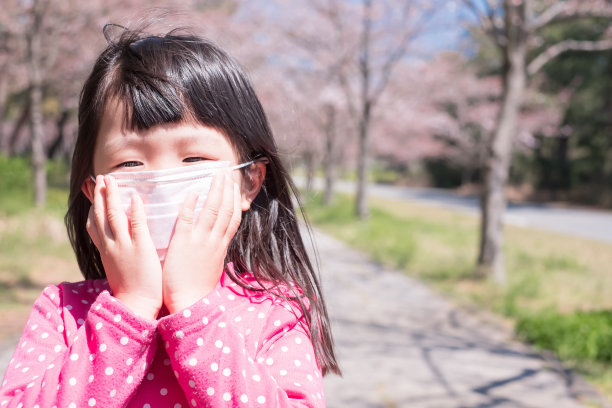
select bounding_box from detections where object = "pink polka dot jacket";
[0,271,325,407]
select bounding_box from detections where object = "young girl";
[0,25,339,407]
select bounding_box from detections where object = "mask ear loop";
[238,157,269,191]
[233,157,269,172]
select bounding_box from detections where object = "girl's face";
[85,100,264,211]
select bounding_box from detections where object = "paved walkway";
[315,230,607,408]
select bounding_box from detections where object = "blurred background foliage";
[1,0,611,208]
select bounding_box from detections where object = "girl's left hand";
[162,169,243,314]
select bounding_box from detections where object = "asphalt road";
[300,178,612,244]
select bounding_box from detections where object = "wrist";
[113,292,161,320]
[165,287,215,315]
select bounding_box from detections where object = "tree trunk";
[477,7,527,284]
[355,104,371,218]
[8,103,30,155]
[323,105,336,206]
[27,1,46,207]
[304,150,315,195]
[355,0,372,219]
[557,135,569,192]
[0,75,7,154]
[48,109,69,159]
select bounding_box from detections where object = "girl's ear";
[241,162,266,211]
[81,177,96,203]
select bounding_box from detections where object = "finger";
[212,171,236,238]
[130,193,151,244]
[104,175,129,241]
[93,175,113,241]
[224,181,243,244]
[86,205,102,249]
[198,170,225,232]
[174,191,198,237]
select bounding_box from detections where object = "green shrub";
[371,166,402,185]
[0,154,32,192]
[516,310,612,363]
[0,155,34,214]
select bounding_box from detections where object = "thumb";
[130,194,151,242]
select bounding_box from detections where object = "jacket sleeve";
[158,289,325,407]
[0,284,159,408]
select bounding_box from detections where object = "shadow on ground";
[317,230,606,408]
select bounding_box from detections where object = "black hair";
[64,26,340,375]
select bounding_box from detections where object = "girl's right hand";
[86,175,163,320]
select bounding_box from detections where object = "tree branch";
[370,2,428,105]
[528,38,612,75]
[336,70,359,124]
[462,0,506,49]
[530,2,612,32]
[527,1,568,33]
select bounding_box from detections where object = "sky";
[418,0,478,54]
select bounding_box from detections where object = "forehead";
[92,99,237,172]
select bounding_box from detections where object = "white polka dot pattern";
[0,274,325,407]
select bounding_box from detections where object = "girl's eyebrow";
[101,137,141,154]
[174,133,218,146]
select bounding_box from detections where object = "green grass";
[304,191,612,400]
[516,311,612,363]
[305,193,480,285]
[305,199,416,270]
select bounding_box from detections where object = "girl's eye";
[183,157,207,163]
[118,161,142,168]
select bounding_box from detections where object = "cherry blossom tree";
[0,0,138,205]
[268,0,442,217]
[367,51,564,193]
[464,0,612,284]
[0,1,243,206]
[371,60,453,173]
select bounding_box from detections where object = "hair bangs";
[103,34,193,133]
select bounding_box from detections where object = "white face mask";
[91,160,252,260]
